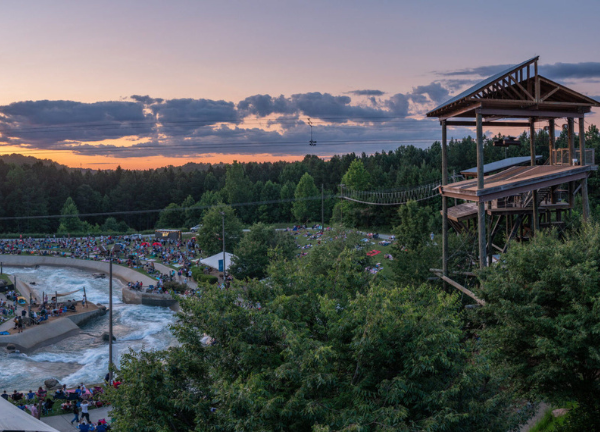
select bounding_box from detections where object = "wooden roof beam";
[478,107,587,118]
[439,102,482,120]
[508,75,534,101]
[446,120,531,127]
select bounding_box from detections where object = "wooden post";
[530,118,536,166]
[441,120,448,283]
[580,118,590,221]
[549,119,555,165]
[568,118,575,165]
[487,203,493,266]
[568,118,575,208]
[476,112,486,268]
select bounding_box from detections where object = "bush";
[192,265,218,285]
[163,281,187,293]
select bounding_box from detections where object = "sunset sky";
[0,0,599,169]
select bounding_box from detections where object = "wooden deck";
[446,202,478,222]
[441,165,594,202]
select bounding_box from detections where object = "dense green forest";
[1,125,599,234]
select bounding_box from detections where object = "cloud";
[410,82,450,104]
[541,62,600,80]
[440,79,479,91]
[0,100,153,148]
[439,61,600,83]
[385,93,410,116]
[152,98,240,132]
[347,89,385,96]
[437,64,511,77]
[239,92,397,122]
[0,89,476,159]
[237,94,294,117]
[130,95,164,105]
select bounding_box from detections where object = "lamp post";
[220,211,226,283]
[108,249,113,382]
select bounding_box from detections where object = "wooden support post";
[549,119,555,165]
[568,118,575,209]
[487,204,493,266]
[580,118,590,221]
[441,120,448,283]
[532,190,539,233]
[568,118,575,165]
[476,112,486,268]
[530,118,536,166]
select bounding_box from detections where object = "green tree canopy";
[107,236,524,431]
[292,172,319,222]
[477,223,600,429]
[58,197,83,233]
[230,223,297,280]
[341,159,371,190]
[156,202,185,229]
[196,204,243,255]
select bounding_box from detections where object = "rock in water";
[45,378,60,390]
[101,332,116,342]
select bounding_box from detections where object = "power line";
[0,181,442,222]
[0,115,435,134]
[0,138,440,157]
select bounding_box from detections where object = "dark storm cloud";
[65,116,457,159]
[385,93,410,117]
[0,100,153,147]
[237,94,294,117]
[439,61,600,82]
[541,62,600,80]
[130,95,164,105]
[0,90,471,159]
[347,89,386,96]
[238,92,396,122]
[151,98,240,132]
[410,82,450,104]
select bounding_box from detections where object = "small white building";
[200,252,236,272]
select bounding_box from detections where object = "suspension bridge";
[339,176,463,206]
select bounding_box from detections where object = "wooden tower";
[426,56,600,284]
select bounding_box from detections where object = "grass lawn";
[0,273,12,284]
[286,229,396,279]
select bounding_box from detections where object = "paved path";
[150,261,198,289]
[41,406,112,432]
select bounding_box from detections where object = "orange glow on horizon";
[20,151,312,170]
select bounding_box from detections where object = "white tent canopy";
[200,252,236,272]
[0,397,59,432]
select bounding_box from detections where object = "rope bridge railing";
[340,176,463,206]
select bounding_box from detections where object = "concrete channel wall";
[0,254,176,307]
[0,254,177,352]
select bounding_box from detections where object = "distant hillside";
[0,153,69,169]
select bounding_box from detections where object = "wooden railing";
[552,148,595,166]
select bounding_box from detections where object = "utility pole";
[108,249,113,382]
[339,184,345,227]
[321,184,324,231]
[220,212,226,284]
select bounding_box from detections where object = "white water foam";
[0,266,176,390]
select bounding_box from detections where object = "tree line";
[1,124,599,234]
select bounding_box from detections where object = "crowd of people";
[0,235,200,267]
[2,381,112,430]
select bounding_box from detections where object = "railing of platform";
[552,148,595,166]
